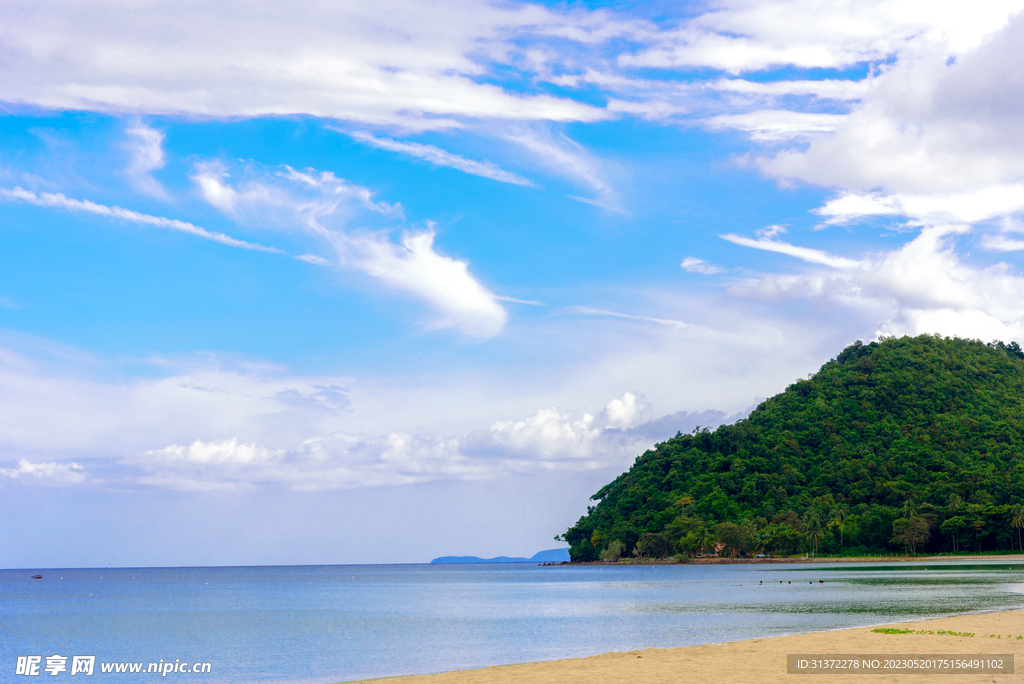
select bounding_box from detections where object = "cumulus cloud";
[0,459,85,484]
[0,307,832,494]
[746,10,1024,229]
[121,392,700,491]
[0,326,777,492]
[192,161,508,338]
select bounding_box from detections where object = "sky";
[3,0,1024,568]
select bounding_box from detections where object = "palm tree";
[947,494,964,551]
[1010,504,1024,552]
[696,527,716,556]
[832,504,849,550]
[803,511,823,557]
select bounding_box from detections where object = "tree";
[940,516,966,552]
[696,527,717,556]
[892,517,930,555]
[803,511,823,556]
[760,524,801,556]
[832,504,849,549]
[636,532,672,559]
[599,540,625,562]
[1010,504,1024,551]
[945,494,964,551]
[665,513,702,547]
[948,494,963,515]
[560,336,1024,561]
[715,522,754,557]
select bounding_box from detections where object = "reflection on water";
[1,561,1023,683]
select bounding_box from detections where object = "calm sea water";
[2,561,1024,683]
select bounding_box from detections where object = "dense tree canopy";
[560,335,1024,561]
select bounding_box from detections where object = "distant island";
[431,548,570,564]
[559,335,1024,562]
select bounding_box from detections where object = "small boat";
[30,575,42,580]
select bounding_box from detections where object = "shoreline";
[344,608,1024,683]
[568,553,1024,566]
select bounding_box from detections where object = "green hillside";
[560,335,1024,561]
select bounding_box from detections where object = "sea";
[3,561,1024,683]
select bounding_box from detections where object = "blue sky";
[3,0,1024,567]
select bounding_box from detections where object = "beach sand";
[348,610,1024,683]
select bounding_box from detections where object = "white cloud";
[494,295,545,306]
[0,302,829,495]
[0,459,85,484]
[122,391,663,491]
[192,161,508,338]
[681,257,727,275]
[709,78,875,100]
[726,224,1024,340]
[191,161,399,231]
[569,306,691,330]
[0,186,283,253]
[597,391,651,429]
[815,186,1024,225]
[705,111,846,141]
[124,123,167,198]
[350,230,509,338]
[144,438,279,465]
[619,0,1022,73]
[720,232,862,268]
[0,0,608,128]
[295,254,331,266]
[505,128,621,210]
[752,11,1024,227]
[348,131,535,187]
[982,234,1024,252]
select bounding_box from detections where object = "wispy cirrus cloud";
[505,128,621,211]
[568,306,691,330]
[124,123,168,198]
[348,131,536,187]
[681,257,727,275]
[0,186,284,253]
[721,226,861,269]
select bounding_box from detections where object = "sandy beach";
[348,609,1024,684]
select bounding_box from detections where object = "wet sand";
[346,609,1024,684]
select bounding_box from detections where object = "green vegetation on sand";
[560,335,1024,561]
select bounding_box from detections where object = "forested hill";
[560,335,1024,561]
